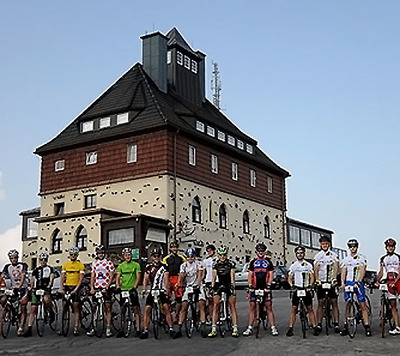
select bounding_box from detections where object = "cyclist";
[243,243,278,336]
[286,245,318,337]
[163,241,186,323]
[87,245,115,337]
[139,248,175,339]
[377,237,400,335]
[173,248,206,338]
[116,247,142,337]
[340,238,371,337]
[208,245,239,338]
[24,251,55,337]
[203,244,217,322]
[314,235,340,334]
[59,246,85,336]
[0,249,29,336]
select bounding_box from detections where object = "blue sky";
[1,1,399,268]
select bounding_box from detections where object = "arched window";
[219,204,227,229]
[192,196,201,223]
[264,216,270,239]
[76,226,87,251]
[243,210,250,234]
[52,229,62,254]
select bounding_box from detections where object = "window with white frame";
[267,176,273,193]
[55,159,65,172]
[196,121,205,132]
[27,218,38,238]
[54,202,64,216]
[99,117,111,129]
[167,51,172,64]
[52,229,62,254]
[192,196,201,223]
[76,226,87,250]
[237,140,244,150]
[219,204,227,229]
[217,130,226,141]
[243,210,250,234]
[246,144,254,154]
[127,143,137,163]
[250,169,256,187]
[289,226,300,244]
[82,121,94,133]
[191,60,198,73]
[264,216,270,239]
[116,112,129,125]
[84,194,96,209]
[177,51,183,65]
[227,135,235,146]
[184,55,191,69]
[312,232,321,248]
[231,162,238,181]
[207,126,215,137]
[86,151,97,165]
[301,229,311,247]
[189,145,196,166]
[108,228,134,246]
[211,154,218,174]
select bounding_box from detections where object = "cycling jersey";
[314,249,338,283]
[341,254,367,282]
[91,258,115,289]
[145,263,167,290]
[380,253,400,278]
[32,265,54,290]
[2,262,28,289]
[180,260,204,286]
[116,260,141,290]
[212,259,236,287]
[203,255,218,283]
[248,257,274,289]
[62,260,85,286]
[163,253,186,276]
[289,260,313,288]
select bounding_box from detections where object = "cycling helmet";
[169,241,179,248]
[385,238,397,247]
[319,235,331,243]
[217,245,228,255]
[255,243,267,252]
[347,239,359,247]
[122,247,132,254]
[151,248,162,256]
[69,246,79,254]
[185,248,196,257]
[95,245,105,253]
[206,244,216,251]
[7,249,19,258]
[38,251,49,260]
[294,245,306,253]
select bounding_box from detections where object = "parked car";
[364,270,378,289]
[235,262,249,288]
[271,265,290,290]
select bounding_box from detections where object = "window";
[84,194,96,209]
[86,151,97,165]
[196,121,205,132]
[301,229,311,247]
[99,117,111,129]
[177,51,183,65]
[243,210,250,234]
[54,202,64,216]
[184,55,190,69]
[289,226,300,244]
[52,229,62,254]
[246,144,254,154]
[264,216,270,239]
[167,51,172,64]
[231,162,238,181]
[191,60,198,73]
[227,135,235,146]
[108,228,134,246]
[192,196,201,223]
[211,154,218,174]
[217,130,226,141]
[76,226,87,251]
[250,169,256,187]
[312,232,321,248]
[55,159,65,172]
[27,218,38,238]
[219,204,227,229]
[237,140,244,150]
[207,126,215,137]
[189,145,196,166]
[116,112,129,125]
[267,176,273,193]
[82,121,94,133]
[127,143,137,163]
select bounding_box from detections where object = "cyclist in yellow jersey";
[60,247,85,336]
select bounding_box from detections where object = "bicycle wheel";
[299,301,307,339]
[185,303,195,338]
[387,298,395,330]
[218,302,228,338]
[94,302,105,338]
[49,299,58,332]
[324,297,331,336]
[122,305,133,338]
[36,302,46,337]
[345,300,357,338]
[380,297,386,338]
[365,295,372,326]
[152,306,160,339]
[254,303,261,338]
[61,303,70,336]
[261,306,268,331]
[1,305,12,338]
[81,298,93,331]
[111,298,121,333]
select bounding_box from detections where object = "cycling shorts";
[145,291,170,307]
[63,285,82,303]
[249,289,272,303]
[30,289,51,305]
[182,285,206,302]
[91,288,113,303]
[213,285,236,298]
[168,275,183,300]
[316,285,338,300]
[387,279,400,299]
[344,281,366,303]
[291,290,313,307]
[120,288,140,308]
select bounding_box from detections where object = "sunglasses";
[152,255,160,258]
[349,245,358,248]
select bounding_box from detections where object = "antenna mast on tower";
[211,61,222,110]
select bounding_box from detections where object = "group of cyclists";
[1,234,400,339]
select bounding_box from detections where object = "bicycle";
[343,284,372,338]
[119,289,137,338]
[378,283,395,338]
[148,289,169,339]
[216,287,232,338]
[34,289,58,337]
[320,282,334,335]
[184,285,200,338]
[252,289,269,338]
[92,290,106,337]
[61,290,92,336]
[0,289,20,338]
[290,287,310,339]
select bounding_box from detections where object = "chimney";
[141,32,168,92]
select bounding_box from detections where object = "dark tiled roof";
[19,207,41,216]
[35,63,289,177]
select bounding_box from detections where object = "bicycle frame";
[379,283,394,337]
[253,289,268,338]
[1,289,20,338]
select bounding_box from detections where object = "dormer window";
[191,60,198,74]
[237,140,244,150]
[196,121,205,132]
[167,51,172,64]
[117,113,129,125]
[218,131,226,141]
[207,126,215,137]
[55,159,65,172]
[82,121,94,133]
[86,151,97,165]
[246,144,254,154]
[99,117,111,129]
[184,55,191,69]
[177,51,183,65]
[227,135,235,146]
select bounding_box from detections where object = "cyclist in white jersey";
[314,235,340,334]
[377,238,400,335]
[203,244,217,322]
